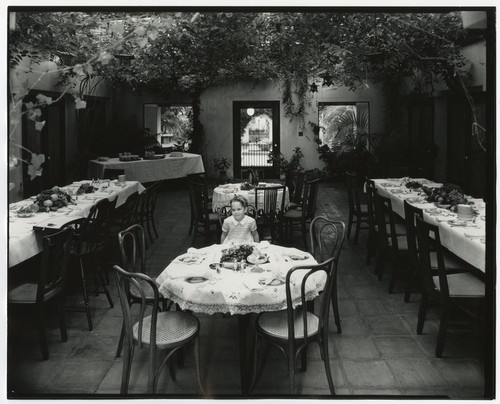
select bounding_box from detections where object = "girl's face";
[231,201,246,220]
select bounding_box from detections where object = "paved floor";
[7,181,486,398]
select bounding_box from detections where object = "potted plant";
[213,157,231,183]
[267,147,304,193]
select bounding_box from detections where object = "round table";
[156,242,325,315]
[211,183,290,213]
[156,242,326,395]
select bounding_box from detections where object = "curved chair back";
[144,182,161,219]
[118,224,146,275]
[309,216,346,264]
[114,265,160,351]
[37,227,73,303]
[217,204,257,227]
[103,168,125,180]
[284,257,336,344]
[119,191,140,229]
[254,185,286,222]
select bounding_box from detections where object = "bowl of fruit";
[220,244,265,269]
[424,183,468,211]
[34,186,74,213]
[405,180,422,189]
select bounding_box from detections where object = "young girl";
[221,196,259,244]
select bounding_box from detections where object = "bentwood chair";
[136,182,162,246]
[114,265,204,394]
[250,257,340,395]
[217,204,257,227]
[115,224,173,358]
[8,227,73,360]
[254,185,286,243]
[415,216,485,357]
[102,168,125,180]
[283,178,320,249]
[309,216,346,333]
[68,198,116,331]
[345,172,369,243]
[373,193,409,293]
[188,178,219,245]
[287,172,306,210]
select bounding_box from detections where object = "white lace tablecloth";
[8,180,145,268]
[211,183,290,212]
[87,153,205,183]
[156,242,326,315]
[373,178,486,272]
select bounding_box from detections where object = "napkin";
[243,275,266,292]
[165,266,212,279]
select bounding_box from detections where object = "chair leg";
[288,342,295,394]
[321,334,336,395]
[347,213,353,239]
[404,269,419,303]
[435,302,449,358]
[96,266,114,308]
[331,284,341,333]
[79,258,93,331]
[116,321,125,358]
[59,294,68,342]
[375,248,385,280]
[417,291,429,335]
[301,221,308,250]
[194,337,204,395]
[250,333,261,392]
[169,357,176,381]
[121,344,134,394]
[146,218,154,245]
[151,215,159,239]
[388,257,397,294]
[36,306,49,360]
[366,229,375,264]
[353,215,361,244]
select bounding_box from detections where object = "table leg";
[238,314,254,396]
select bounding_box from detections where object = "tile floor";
[7,181,486,398]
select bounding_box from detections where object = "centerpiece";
[405,180,423,189]
[220,244,267,270]
[33,186,74,212]
[423,183,468,211]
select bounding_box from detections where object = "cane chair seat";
[283,209,302,219]
[257,310,319,339]
[8,283,62,303]
[133,311,199,347]
[432,273,485,297]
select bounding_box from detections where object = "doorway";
[233,101,280,179]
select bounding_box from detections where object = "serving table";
[156,242,324,394]
[8,180,145,268]
[373,178,486,272]
[212,183,290,213]
[87,153,205,183]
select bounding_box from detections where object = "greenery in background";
[8,11,478,186]
[267,147,304,177]
[213,157,231,171]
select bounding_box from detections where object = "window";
[318,102,369,149]
[143,104,193,151]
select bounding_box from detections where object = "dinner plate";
[247,254,269,264]
[177,254,205,265]
[259,278,285,286]
[283,254,309,261]
[185,277,208,284]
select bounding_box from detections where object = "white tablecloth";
[212,183,290,212]
[87,153,205,183]
[156,242,326,315]
[373,178,486,272]
[8,180,145,268]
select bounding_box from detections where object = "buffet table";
[87,153,205,183]
[373,178,486,272]
[212,183,290,213]
[8,180,145,268]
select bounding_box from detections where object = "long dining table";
[156,241,325,394]
[373,178,486,272]
[8,180,145,268]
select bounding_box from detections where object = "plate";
[259,278,285,286]
[178,254,204,265]
[185,277,208,284]
[247,254,268,264]
[17,212,34,218]
[437,204,451,209]
[284,254,309,261]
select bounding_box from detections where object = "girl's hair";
[230,195,249,208]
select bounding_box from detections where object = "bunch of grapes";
[34,187,72,212]
[76,183,97,195]
[221,244,255,262]
[426,184,467,209]
[405,181,422,189]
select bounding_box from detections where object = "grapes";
[221,244,255,263]
[405,181,422,189]
[425,183,467,209]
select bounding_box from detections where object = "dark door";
[447,91,486,197]
[233,101,280,179]
[22,91,65,197]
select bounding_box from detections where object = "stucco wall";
[199,80,386,177]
